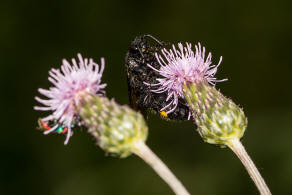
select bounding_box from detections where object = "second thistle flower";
[147,42,247,146]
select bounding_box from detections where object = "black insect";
[125,34,190,121]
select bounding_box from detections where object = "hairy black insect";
[125,34,189,121]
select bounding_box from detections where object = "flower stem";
[227,139,271,195]
[133,141,190,195]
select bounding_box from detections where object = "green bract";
[184,82,247,146]
[78,94,148,158]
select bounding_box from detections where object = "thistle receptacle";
[146,42,271,195]
[183,82,247,146]
[77,93,148,158]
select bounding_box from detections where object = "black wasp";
[125,34,190,121]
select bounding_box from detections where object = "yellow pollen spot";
[160,111,168,118]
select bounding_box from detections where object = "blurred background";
[0,0,291,194]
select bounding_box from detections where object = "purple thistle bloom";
[34,53,106,145]
[145,42,226,115]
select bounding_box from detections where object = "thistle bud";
[183,82,247,146]
[78,94,148,158]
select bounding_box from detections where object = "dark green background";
[1,0,291,194]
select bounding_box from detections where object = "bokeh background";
[1,0,291,194]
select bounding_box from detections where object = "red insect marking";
[41,121,51,130]
[62,128,68,134]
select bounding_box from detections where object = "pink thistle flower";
[34,53,106,145]
[145,42,226,115]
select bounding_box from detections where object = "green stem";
[133,141,190,195]
[227,139,271,195]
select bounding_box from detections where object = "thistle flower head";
[34,53,106,144]
[145,42,226,114]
